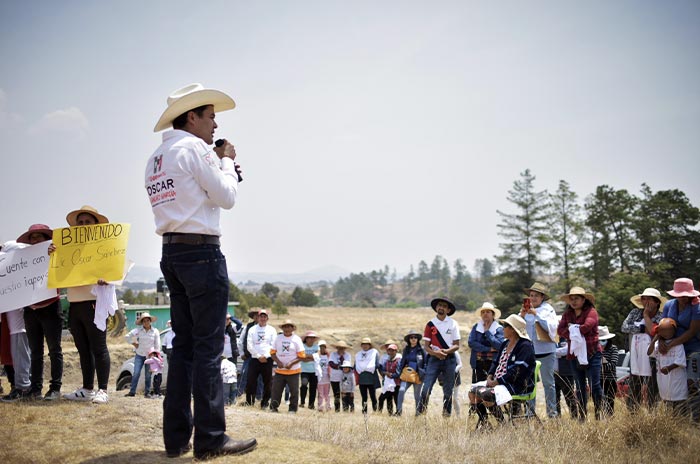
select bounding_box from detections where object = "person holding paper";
[146,83,255,460]
[520,282,559,418]
[52,206,112,405]
[17,224,63,401]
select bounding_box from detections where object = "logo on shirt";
[257,333,265,342]
[282,341,291,352]
[153,154,163,174]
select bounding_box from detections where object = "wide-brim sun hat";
[279,319,297,330]
[154,83,236,132]
[476,302,501,320]
[498,314,530,340]
[667,278,700,298]
[66,205,109,227]
[380,339,396,350]
[404,330,422,343]
[360,337,373,347]
[302,330,318,343]
[136,312,157,325]
[560,287,596,305]
[16,224,53,244]
[630,288,668,309]
[430,297,456,316]
[598,326,616,341]
[524,282,551,300]
[333,340,351,349]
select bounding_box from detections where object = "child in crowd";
[599,327,619,417]
[221,355,238,406]
[316,340,331,412]
[340,360,355,412]
[144,349,164,398]
[648,318,688,414]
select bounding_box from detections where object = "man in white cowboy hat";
[621,288,666,411]
[660,277,700,422]
[269,320,305,413]
[245,308,276,409]
[417,297,461,416]
[519,282,559,418]
[124,312,161,398]
[146,83,255,459]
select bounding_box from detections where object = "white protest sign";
[0,241,56,314]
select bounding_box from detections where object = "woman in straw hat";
[396,330,427,416]
[467,303,505,416]
[53,206,113,405]
[355,337,380,414]
[299,330,320,409]
[621,288,666,412]
[328,341,352,412]
[124,312,161,398]
[468,314,535,428]
[659,277,700,421]
[557,287,603,420]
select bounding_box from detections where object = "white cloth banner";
[0,241,56,314]
[471,380,513,406]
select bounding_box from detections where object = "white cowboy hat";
[630,288,668,309]
[66,205,109,227]
[476,302,502,320]
[498,314,530,341]
[598,326,616,341]
[153,83,235,132]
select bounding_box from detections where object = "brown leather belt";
[162,233,220,246]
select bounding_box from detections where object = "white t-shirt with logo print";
[423,316,461,350]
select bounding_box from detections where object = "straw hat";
[154,83,236,132]
[136,312,157,325]
[360,337,373,346]
[476,302,501,320]
[560,287,596,305]
[630,288,668,309]
[498,314,530,340]
[279,319,296,330]
[430,297,456,316]
[598,326,616,341]
[524,282,551,300]
[16,224,53,244]
[380,339,396,350]
[404,330,422,343]
[302,330,318,343]
[66,205,109,226]
[667,278,700,298]
[333,340,351,349]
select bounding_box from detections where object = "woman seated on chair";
[469,314,535,427]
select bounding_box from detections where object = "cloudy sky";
[1,1,698,279]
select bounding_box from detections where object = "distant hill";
[124,264,351,287]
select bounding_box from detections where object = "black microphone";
[215,139,243,182]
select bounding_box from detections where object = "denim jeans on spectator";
[160,243,229,456]
[573,351,603,420]
[129,354,152,395]
[418,355,456,416]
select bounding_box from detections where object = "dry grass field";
[1,306,698,463]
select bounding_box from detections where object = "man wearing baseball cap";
[146,83,255,459]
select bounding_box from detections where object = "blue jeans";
[397,381,421,415]
[161,243,229,455]
[129,353,152,395]
[418,355,457,416]
[573,351,603,420]
[528,352,557,417]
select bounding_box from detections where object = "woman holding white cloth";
[355,337,380,414]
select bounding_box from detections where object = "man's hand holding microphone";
[213,138,243,182]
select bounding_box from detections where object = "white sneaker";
[63,388,95,401]
[92,389,109,404]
